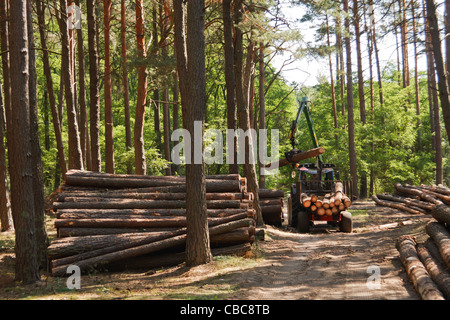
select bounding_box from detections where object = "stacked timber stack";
[394,184,450,300]
[300,182,352,218]
[373,183,450,217]
[47,170,256,276]
[258,189,285,226]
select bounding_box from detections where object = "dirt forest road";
[229,201,429,300]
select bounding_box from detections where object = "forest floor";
[0,199,429,300]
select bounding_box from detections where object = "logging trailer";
[286,97,353,233]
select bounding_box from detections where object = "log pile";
[373,183,450,217]
[47,170,256,276]
[258,189,285,226]
[394,183,450,300]
[300,182,352,218]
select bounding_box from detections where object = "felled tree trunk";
[425,221,450,268]
[396,235,445,300]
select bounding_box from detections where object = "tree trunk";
[7,0,40,284]
[258,43,266,189]
[400,0,410,88]
[368,0,384,107]
[0,0,13,232]
[134,0,148,175]
[430,203,450,226]
[174,0,213,266]
[344,0,358,199]
[104,0,115,174]
[87,0,101,172]
[120,0,132,174]
[223,0,239,175]
[396,235,445,300]
[60,0,83,170]
[75,0,90,170]
[234,0,264,227]
[425,221,450,268]
[426,0,450,143]
[326,13,338,138]
[416,242,450,299]
[27,0,48,268]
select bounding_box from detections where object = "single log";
[372,195,424,215]
[259,199,283,206]
[54,212,251,229]
[57,227,180,237]
[408,184,450,204]
[322,198,330,209]
[377,194,435,212]
[300,194,311,208]
[343,196,351,208]
[258,189,284,198]
[395,184,443,206]
[311,195,318,203]
[53,199,243,210]
[416,243,450,299]
[395,235,445,300]
[210,227,256,247]
[310,205,317,212]
[66,170,243,182]
[334,182,344,205]
[64,176,243,193]
[59,192,249,202]
[264,147,325,168]
[317,207,325,216]
[420,184,450,196]
[325,208,332,216]
[51,217,254,276]
[425,221,450,268]
[431,203,450,226]
[57,208,254,220]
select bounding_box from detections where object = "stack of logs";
[372,183,450,219]
[396,210,450,300]
[47,170,256,276]
[389,183,450,300]
[258,189,285,226]
[300,182,352,217]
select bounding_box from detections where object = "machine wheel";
[339,211,353,233]
[296,209,310,233]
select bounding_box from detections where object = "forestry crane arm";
[288,97,323,163]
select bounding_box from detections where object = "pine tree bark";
[75,0,90,170]
[121,0,132,174]
[426,0,450,143]
[104,0,115,173]
[134,0,148,175]
[7,0,40,284]
[344,0,358,198]
[173,0,213,266]
[234,1,264,226]
[60,0,83,170]
[0,0,14,232]
[423,0,443,184]
[223,0,239,175]
[87,0,101,172]
[258,43,266,189]
[27,0,48,268]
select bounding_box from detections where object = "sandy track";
[229,202,430,300]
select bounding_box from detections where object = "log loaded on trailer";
[267,97,353,233]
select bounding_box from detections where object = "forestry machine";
[286,97,352,233]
